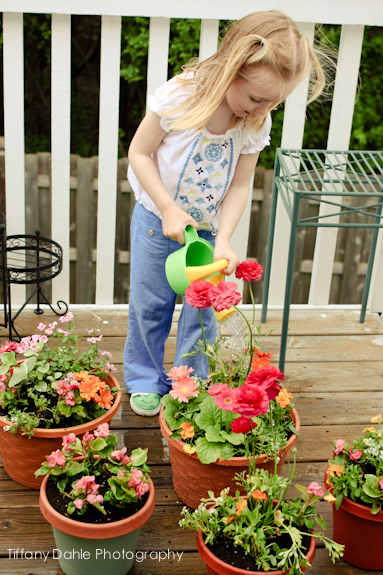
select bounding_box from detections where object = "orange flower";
[77,372,101,402]
[180,422,195,439]
[235,499,247,516]
[226,516,236,524]
[252,489,268,500]
[329,464,344,478]
[251,350,274,372]
[276,389,293,409]
[324,493,337,503]
[94,388,114,409]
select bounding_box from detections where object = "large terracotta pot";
[325,468,383,570]
[39,473,155,575]
[196,530,316,575]
[159,406,300,509]
[0,374,121,489]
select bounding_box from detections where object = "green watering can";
[165,225,228,295]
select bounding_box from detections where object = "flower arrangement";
[161,261,297,464]
[35,422,151,520]
[326,414,383,514]
[0,313,118,436]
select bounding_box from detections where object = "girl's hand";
[213,239,239,276]
[161,204,198,244]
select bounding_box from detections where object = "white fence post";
[146,17,170,107]
[199,19,219,61]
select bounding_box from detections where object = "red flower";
[235,261,263,282]
[231,416,257,434]
[185,281,213,309]
[245,366,284,401]
[0,341,18,354]
[235,384,269,418]
[209,282,242,313]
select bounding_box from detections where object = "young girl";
[124,10,326,416]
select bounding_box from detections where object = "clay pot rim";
[0,374,121,438]
[159,405,300,466]
[324,466,383,522]
[196,529,316,575]
[39,473,155,539]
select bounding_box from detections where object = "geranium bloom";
[276,389,293,409]
[252,489,268,500]
[112,447,127,461]
[333,439,345,455]
[94,423,110,438]
[207,383,228,397]
[185,281,213,309]
[128,469,144,487]
[245,366,284,401]
[235,260,263,282]
[74,498,84,509]
[235,499,247,516]
[235,384,269,418]
[169,377,199,403]
[251,350,274,372]
[209,282,242,313]
[349,449,363,460]
[0,341,18,353]
[231,416,257,434]
[62,433,76,451]
[214,388,241,412]
[47,449,66,468]
[95,388,114,409]
[306,482,324,497]
[167,365,194,382]
[180,422,195,439]
[65,391,76,406]
[136,482,150,498]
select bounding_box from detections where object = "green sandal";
[130,393,161,417]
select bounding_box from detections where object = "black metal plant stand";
[0,214,68,341]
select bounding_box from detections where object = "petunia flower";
[209,282,242,313]
[235,260,263,282]
[169,377,199,403]
[306,482,324,497]
[214,388,241,412]
[185,281,213,309]
[167,365,194,382]
[333,439,346,455]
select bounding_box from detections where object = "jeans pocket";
[137,220,168,258]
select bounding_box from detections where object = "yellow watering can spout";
[186,259,228,283]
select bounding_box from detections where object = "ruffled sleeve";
[147,76,190,133]
[241,113,272,154]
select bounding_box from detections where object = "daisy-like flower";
[251,349,274,372]
[167,365,194,382]
[207,383,228,397]
[95,388,114,409]
[214,388,240,412]
[75,372,101,402]
[169,377,199,403]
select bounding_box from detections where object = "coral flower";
[306,482,324,497]
[180,422,195,439]
[226,516,236,524]
[276,389,293,409]
[208,383,228,397]
[349,449,363,460]
[76,372,101,402]
[333,439,345,455]
[167,365,194,382]
[95,389,114,409]
[235,260,263,282]
[252,489,268,500]
[251,349,274,372]
[47,449,66,468]
[214,388,240,412]
[209,282,242,313]
[185,281,213,309]
[235,499,247,516]
[169,377,199,403]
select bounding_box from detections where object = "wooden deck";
[1,307,383,575]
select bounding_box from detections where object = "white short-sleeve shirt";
[128,76,272,233]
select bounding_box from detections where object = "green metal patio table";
[261,148,383,371]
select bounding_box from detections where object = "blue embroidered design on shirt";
[206,205,215,214]
[175,134,203,201]
[184,177,194,185]
[179,195,189,204]
[193,153,203,164]
[221,158,229,169]
[196,167,204,175]
[195,197,206,205]
[204,143,223,162]
[206,194,214,202]
[215,182,223,192]
[187,207,204,222]
[205,164,215,174]
[222,141,228,148]
[197,178,212,192]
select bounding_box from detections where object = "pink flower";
[58,329,69,336]
[37,322,46,331]
[83,431,95,443]
[167,365,194,382]
[207,383,229,396]
[136,482,150,498]
[74,498,84,510]
[379,479,383,491]
[245,366,284,401]
[169,377,199,403]
[87,337,97,344]
[350,449,363,460]
[47,449,66,468]
[185,281,213,309]
[59,312,73,323]
[0,381,6,393]
[214,388,241,412]
[15,342,28,354]
[235,260,263,282]
[56,380,70,396]
[100,351,113,359]
[334,439,346,455]
[209,282,242,313]
[128,469,143,487]
[45,328,53,335]
[65,391,76,406]
[40,335,48,343]
[76,475,96,490]
[231,416,257,434]
[235,384,269,418]
[0,340,18,353]
[306,482,324,497]
[112,447,128,461]
[49,322,58,329]
[118,469,127,477]
[121,455,132,465]
[105,362,117,373]
[86,494,104,504]
[68,379,81,390]
[62,433,76,451]
[94,423,110,438]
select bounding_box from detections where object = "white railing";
[2,0,383,312]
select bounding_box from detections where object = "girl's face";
[225,65,293,118]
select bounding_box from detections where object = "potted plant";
[324,414,383,570]
[0,312,121,489]
[159,261,299,508]
[179,413,344,574]
[37,422,155,575]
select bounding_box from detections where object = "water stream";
[216,311,246,353]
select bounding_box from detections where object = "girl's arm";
[214,152,260,275]
[128,111,198,243]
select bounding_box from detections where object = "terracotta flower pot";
[196,530,316,575]
[159,406,300,509]
[0,374,121,490]
[39,473,155,575]
[324,468,383,570]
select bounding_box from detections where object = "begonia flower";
[112,447,127,461]
[169,377,199,403]
[185,281,213,309]
[209,282,242,313]
[47,449,66,468]
[349,449,363,460]
[74,498,84,509]
[128,469,143,487]
[62,433,76,451]
[76,475,96,490]
[86,494,103,504]
[379,479,383,491]
[94,423,110,438]
[83,431,95,443]
[136,482,150,498]
[333,439,345,455]
[0,381,6,393]
[65,391,75,406]
[235,260,263,282]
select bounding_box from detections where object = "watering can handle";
[183,225,199,244]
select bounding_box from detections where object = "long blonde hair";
[161,10,327,132]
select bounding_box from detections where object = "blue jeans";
[123,202,217,396]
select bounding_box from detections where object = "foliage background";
[0,15,382,168]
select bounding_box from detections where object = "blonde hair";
[161,10,327,132]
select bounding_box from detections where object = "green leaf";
[316,515,327,530]
[0,352,16,364]
[288,423,299,436]
[71,405,86,417]
[219,443,235,461]
[66,462,88,476]
[161,394,185,431]
[54,372,63,379]
[9,363,28,385]
[130,447,148,466]
[24,356,37,372]
[195,437,223,464]
[0,362,12,375]
[304,518,315,530]
[89,438,107,451]
[206,424,226,443]
[220,430,245,446]
[194,396,221,430]
[37,364,50,374]
[57,401,71,416]
[34,381,47,392]
[372,501,382,515]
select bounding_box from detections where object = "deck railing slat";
[146,17,170,110]
[199,19,219,61]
